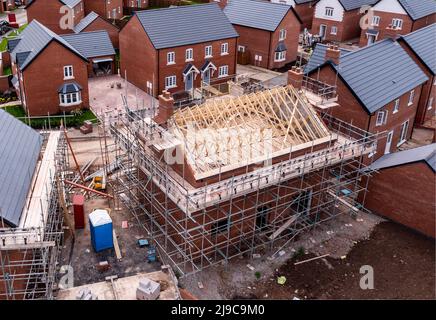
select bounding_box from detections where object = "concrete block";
[136,278,160,300]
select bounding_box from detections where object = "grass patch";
[3,106,97,129]
[0,24,28,52]
[3,66,12,76]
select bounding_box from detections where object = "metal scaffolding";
[0,131,69,300]
[101,85,379,277]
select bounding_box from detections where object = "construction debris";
[294,254,330,266]
[277,276,287,285]
[136,278,160,300]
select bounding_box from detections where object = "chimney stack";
[384,24,400,40]
[154,90,174,125]
[288,66,304,90]
[325,44,341,65]
[216,0,228,10]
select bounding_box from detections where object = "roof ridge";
[136,2,216,15]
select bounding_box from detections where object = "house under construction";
[104,82,379,277]
[0,110,68,300]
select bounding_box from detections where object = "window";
[325,7,334,17]
[218,65,228,78]
[376,110,388,126]
[392,18,403,29]
[221,43,229,55]
[279,29,287,41]
[398,120,409,145]
[238,45,246,53]
[167,52,175,65]
[393,99,400,113]
[428,97,434,110]
[59,92,81,106]
[64,65,73,79]
[408,90,415,106]
[165,75,177,89]
[372,16,380,26]
[205,45,213,58]
[274,51,286,62]
[330,26,337,35]
[185,48,193,61]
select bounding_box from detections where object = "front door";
[185,72,193,92]
[367,35,376,45]
[319,24,327,39]
[203,69,210,85]
[385,130,393,154]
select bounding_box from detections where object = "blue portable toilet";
[89,209,113,252]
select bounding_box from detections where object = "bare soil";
[235,222,436,300]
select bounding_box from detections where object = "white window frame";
[59,91,82,107]
[372,16,380,26]
[279,29,287,41]
[205,45,213,58]
[167,52,175,65]
[220,43,229,55]
[428,97,434,110]
[392,18,403,29]
[398,120,409,146]
[218,65,228,78]
[185,48,193,62]
[325,7,334,17]
[165,75,177,90]
[330,26,337,35]
[376,110,388,126]
[274,51,286,62]
[63,65,74,79]
[393,99,400,113]
[238,45,246,53]
[408,90,415,106]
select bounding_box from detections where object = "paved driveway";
[88,75,157,120]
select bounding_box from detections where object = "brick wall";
[365,162,435,238]
[20,41,89,116]
[294,1,316,30]
[119,15,158,95]
[27,0,85,34]
[312,9,364,43]
[84,0,123,20]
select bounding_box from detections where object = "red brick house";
[303,40,428,161]
[74,11,120,48]
[398,24,436,126]
[223,0,302,70]
[312,0,377,43]
[365,143,435,238]
[120,3,238,99]
[359,0,436,46]
[271,0,319,30]
[26,0,85,34]
[61,30,116,77]
[83,0,123,20]
[9,20,89,116]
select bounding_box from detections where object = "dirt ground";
[57,127,160,289]
[243,222,435,300]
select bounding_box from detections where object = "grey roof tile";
[74,11,99,33]
[135,3,238,50]
[306,39,428,113]
[224,0,292,31]
[401,23,436,74]
[370,143,436,171]
[61,30,115,58]
[11,20,87,70]
[338,0,377,11]
[398,0,436,20]
[304,43,352,74]
[0,110,43,227]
